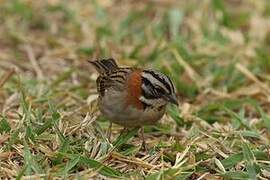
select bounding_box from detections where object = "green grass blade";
[0,116,11,133]
[242,143,258,179]
[112,128,139,149]
[23,141,44,174]
[60,153,122,178]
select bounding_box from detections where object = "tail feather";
[88,58,118,74]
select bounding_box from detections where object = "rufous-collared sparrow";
[89,58,178,148]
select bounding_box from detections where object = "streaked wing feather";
[97,68,132,96]
[89,58,118,74]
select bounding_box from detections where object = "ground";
[0,0,270,179]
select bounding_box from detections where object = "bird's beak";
[162,94,179,106]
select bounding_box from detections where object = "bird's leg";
[107,121,112,142]
[140,127,147,150]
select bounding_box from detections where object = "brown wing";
[97,68,132,96]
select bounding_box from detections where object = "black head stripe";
[166,75,175,93]
[142,77,157,99]
[144,70,172,94]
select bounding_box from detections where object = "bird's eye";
[155,86,165,94]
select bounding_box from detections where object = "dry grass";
[0,0,270,179]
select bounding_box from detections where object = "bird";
[88,58,178,149]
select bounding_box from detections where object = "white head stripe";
[142,71,170,93]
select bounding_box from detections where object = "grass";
[0,0,270,179]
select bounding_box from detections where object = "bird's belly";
[98,91,166,127]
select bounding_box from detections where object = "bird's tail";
[88,58,118,74]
